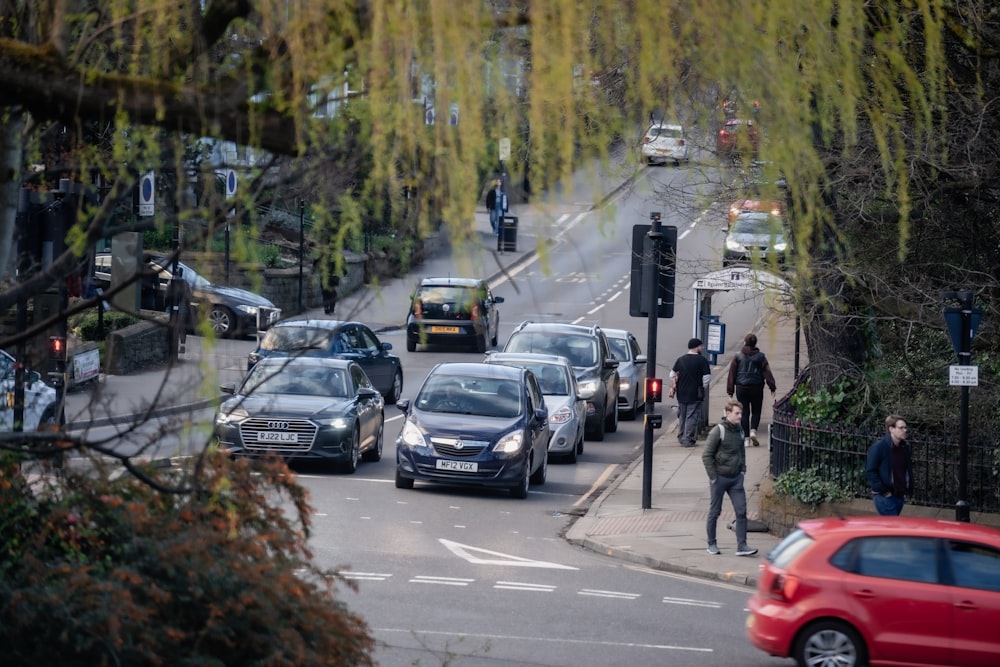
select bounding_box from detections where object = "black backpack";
[736,352,764,386]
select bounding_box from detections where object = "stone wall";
[104,321,170,375]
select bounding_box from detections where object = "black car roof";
[417,277,486,288]
[268,319,356,330]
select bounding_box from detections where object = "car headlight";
[236,304,259,315]
[619,379,631,392]
[327,417,350,429]
[398,420,428,449]
[577,379,599,398]
[725,237,746,252]
[549,405,573,425]
[773,242,788,251]
[215,407,248,426]
[493,429,524,455]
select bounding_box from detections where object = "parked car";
[640,122,689,166]
[215,356,384,473]
[722,211,790,267]
[716,118,760,159]
[394,362,549,498]
[0,349,61,431]
[603,328,647,420]
[93,251,281,338]
[747,516,1000,667]
[484,351,585,462]
[503,321,619,441]
[406,277,504,353]
[247,319,403,404]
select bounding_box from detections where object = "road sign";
[139,172,155,216]
[499,137,511,161]
[225,169,237,199]
[949,365,978,386]
[691,266,789,292]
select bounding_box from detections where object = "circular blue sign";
[141,176,153,201]
[228,171,237,192]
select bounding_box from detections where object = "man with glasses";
[865,415,914,515]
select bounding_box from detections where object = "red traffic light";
[49,335,67,359]
[646,377,663,403]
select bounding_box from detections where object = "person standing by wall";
[726,332,777,447]
[702,399,757,556]
[669,338,712,448]
[485,178,503,236]
[865,415,914,516]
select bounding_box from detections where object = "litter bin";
[497,215,518,252]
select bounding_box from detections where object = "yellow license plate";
[430,326,460,333]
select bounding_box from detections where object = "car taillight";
[769,573,801,602]
[413,300,423,318]
[471,303,480,320]
[678,139,685,146]
[719,130,729,139]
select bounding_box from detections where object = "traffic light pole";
[641,213,663,509]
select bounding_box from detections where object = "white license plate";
[436,459,478,472]
[257,431,298,443]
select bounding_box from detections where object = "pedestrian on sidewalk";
[865,415,913,516]
[485,178,503,235]
[702,399,758,557]
[668,338,711,447]
[725,332,777,447]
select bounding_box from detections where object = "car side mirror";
[534,407,548,423]
[220,382,236,395]
[493,296,504,303]
[381,342,393,351]
[358,387,379,399]
[396,399,411,414]
[635,354,647,364]
[605,359,619,369]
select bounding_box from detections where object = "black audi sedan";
[394,362,549,498]
[247,319,403,404]
[215,357,384,473]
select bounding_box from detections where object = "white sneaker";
[750,430,759,447]
[707,544,721,555]
[744,437,751,447]
[736,545,758,557]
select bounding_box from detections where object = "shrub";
[73,310,140,341]
[774,467,850,506]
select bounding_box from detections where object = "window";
[948,541,1000,592]
[854,536,940,584]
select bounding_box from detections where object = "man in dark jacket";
[865,414,914,515]
[725,332,777,447]
[702,399,757,556]
[669,338,712,448]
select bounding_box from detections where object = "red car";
[747,516,1000,667]
[727,197,785,228]
[717,118,759,158]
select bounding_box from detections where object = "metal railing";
[770,393,1000,513]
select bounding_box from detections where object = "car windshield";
[506,333,598,368]
[651,126,682,139]
[415,285,481,318]
[526,364,570,395]
[260,326,331,352]
[242,364,348,398]
[732,214,782,235]
[416,375,521,418]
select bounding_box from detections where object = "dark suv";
[503,322,619,440]
[406,277,504,353]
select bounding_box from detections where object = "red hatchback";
[747,516,1000,667]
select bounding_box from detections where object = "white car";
[0,349,61,431]
[640,123,690,166]
[484,352,586,463]
[604,329,647,420]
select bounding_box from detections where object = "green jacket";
[702,419,746,479]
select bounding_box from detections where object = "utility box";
[497,215,518,253]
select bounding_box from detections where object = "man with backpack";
[726,332,777,446]
[702,399,758,557]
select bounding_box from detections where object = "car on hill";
[716,118,760,159]
[722,211,791,267]
[503,321,619,441]
[0,349,61,431]
[484,351,585,462]
[247,319,403,404]
[215,356,384,473]
[394,362,550,498]
[93,251,281,337]
[405,277,504,353]
[603,328,647,420]
[727,196,785,228]
[747,515,1000,667]
[640,122,690,166]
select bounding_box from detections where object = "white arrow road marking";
[409,575,474,586]
[493,581,557,592]
[579,589,641,600]
[439,539,578,570]
[662,596,723,608]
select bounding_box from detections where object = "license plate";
[436,459,478,472]
[758,250,768,258]
[430,326,460,334]
[257,431,298,443]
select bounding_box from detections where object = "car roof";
[510,321,603,337]
[601,328,633,339]
[252,356,353,370]
[799,515,1000,544]
[417,277,485,288]
[485,351,572,367]
[268,319,357,330]
[428,361,524,380]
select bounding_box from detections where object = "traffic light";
[646,377,663,403]
[48,335,67,388]
[629,222,677,318]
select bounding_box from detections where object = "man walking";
[485,178,503,235]
[669,338,712,447]
[865,415,914,515]
[703,399,757,556]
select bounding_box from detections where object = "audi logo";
[267,421,290,430]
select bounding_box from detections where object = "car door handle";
[851,589,876,600]
[954,600,978,611]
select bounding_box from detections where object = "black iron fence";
[770,394,1000,513]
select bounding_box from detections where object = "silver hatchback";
[604,329,647,420]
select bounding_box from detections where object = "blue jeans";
[489,208,500,234]
[873,493,905,516]
[676,401,702,447]
[707,472,748,546]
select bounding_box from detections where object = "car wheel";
[509,460,530,499]
[209,305,236,337]
[395,468,414,489]
[406,335,417,352]
[605,395,619,433]
[342,426,360,473]
[362,417,384,462]
[564,436,578,464]
[587,404,606,441]
[385,369,403,405]
[529,450,547,485]
[793,620,866,667]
